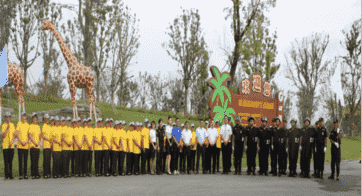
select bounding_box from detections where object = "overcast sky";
[5,0,361,126]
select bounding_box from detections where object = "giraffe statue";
[40,19,97,121]
[0,62,26,125]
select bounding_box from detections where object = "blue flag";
[0,45,8,87]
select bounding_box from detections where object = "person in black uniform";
[280,119,288,175]
[287,119,301,177]
[258,116,271,176]
[301,118,316,178]
[245,116,258,175]
[312,121,319,177]
[299,121,307,177]
[328,119,341,181]
[270,118,278,176]
[156,119,166,175]
[276,118,287,176]
[315,117,327,179]
[232,115,244,175]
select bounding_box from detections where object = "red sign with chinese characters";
[208,66,284,127]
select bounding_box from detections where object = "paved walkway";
[0,159,360,196]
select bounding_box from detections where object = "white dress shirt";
[166,125,173,139]
[207,127,218,144]
[220,124,232,143]
[196,127,206,144]
[149,129,156,143]
[181,129,192,145]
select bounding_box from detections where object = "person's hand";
[108,145,111,150]
[158,147,160,151]
[244,145,247,151]
[299,146,302,151]
[143,147,145,152]
[286,148,288,153]
[324,147,326,153]
[89,145,92,150]
[315,147,317,152]
[271,145,274,150]
[335,143,339,148]
[232,146,234,151]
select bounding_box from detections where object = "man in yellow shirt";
[215,119,221,172]
[141,118,149,175]
[132,122,142,175]
[126,122,134,175]
[2,112,16,179]
[52,116,62,178]
[16,112,30,180]
[102,118,112,177]
[93,118,103,177]
[73,118,83,177]
[61,116,73,178]
[42,114,52,179]
[86,118,93,177]
[190,123,197,173]
[29,112,41,179]
[118,120,126,176]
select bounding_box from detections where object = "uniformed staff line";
[1,113,344,181]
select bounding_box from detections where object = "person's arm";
[2,123,10,138]
[156,134,159,151]
[133,138,141,148]
[113,137,119,149]
[119,137,124,151]
[166,132,172,145]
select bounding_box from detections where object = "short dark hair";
[175,118,179,121]
[158,119,163,124]
[211,119,215,122]
[185,121,189,124]
[168,116,172,120]
[200,119,204,122]
[151,121,156,125]
[224,115,228,119]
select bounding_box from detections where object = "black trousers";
[182,146,191,172]
[94,150,103,175]
[118,151,126,174]
[302,145,313,174]
[234,141,244,173]
[62,150,71,176]
[172,144,180,171]
[316,146,325,172]
[103,150,110,174]
[133,153,140,174]
[18,149,29,177]
[196,144,206,172]
[88,150,93,174]
[258,144,269,173]
[271,143,279,172]
[191,150,196,172]
[170,142,175,172]
[126,152,134,174]
[141,148,149,174]
[246,143,257,172]
[52,151,63,177]
[3,148,14,178]
[43,148,51,177]
[81,150,89,175]
[30,148,40,177]
[111,151,119,174]
[209,145,217,172]
[74,150,82,175]
[278,144,287,173]
[313,146,317,173]
[163,151,167,172]
[330,147,340,176]
[156,145,164,173]
[216,147,220,171]
[222,143,232,172]
[179,146,184,172]
[71,150,75,175]
[288,144,299,174]
[300,145,305,173]
[205,146,211,172]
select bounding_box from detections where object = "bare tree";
[0,0,20,50]
[284,33,337,124]
[148,72,169,112]
[223,0,277,87]
[135,71,150,110]
[162,8,209,115]
[340,19,361,136]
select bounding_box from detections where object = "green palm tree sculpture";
[213,100,236,125]
[208,66,232,106]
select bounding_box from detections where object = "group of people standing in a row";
[1,111,342,181]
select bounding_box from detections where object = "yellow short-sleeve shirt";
[93,127,103,151]
[191,131,197,150]
[102,127,113,150]
[112,129,121,151]
[62,126,73,151]
[42,124,52,149]
[87,127,94,151]
[119,129,127,151]
[16,122,30,149]
[127,131,134,153]
[74,127,83,151]
[2,123,16,149]
[52,126,62,151]
[133,131,142,154]
[29,124,41,149]
[142,127,150,149]
[81,127,89,150]
[216,127,221,148]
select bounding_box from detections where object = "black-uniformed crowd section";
[1,112,342,181]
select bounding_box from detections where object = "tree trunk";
[184,85,188,115]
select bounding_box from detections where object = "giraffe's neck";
[48,24,79,70]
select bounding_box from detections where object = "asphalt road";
[0,159,360,196]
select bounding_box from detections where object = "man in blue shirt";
[195,119,206,174]
[172,118,182,175]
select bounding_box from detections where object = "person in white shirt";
[206,119,219,174]
[195,119,207,174]
[149,121,157,175]
[181,121,192,174]
[220,115,232,174]
[165,117,173,175]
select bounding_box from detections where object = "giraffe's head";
[40,19,52,30]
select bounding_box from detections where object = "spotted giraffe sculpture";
[40,19,97,121]
[0,62,25,125]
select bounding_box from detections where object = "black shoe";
[238,172,242,175]
[328,175,334,179]
[9,176,14,180]
[32,176,36,179]
[247,172,251,175]
[75,174,79,177]
[336,177,339,181]
[259,172,263,176]
[217,170,220,172]
[113,173,117,176]
[288,173,294,177]
[121,173,125,176]
[83,174,86,177]
[19,176,23,180]
[252,171,255,175]
[96,174,99,177]
[273,173,277,176]
[265,172,268,176]
[54,175,58,179]
[304,174,311,178]
[320,175,323,179]
[234,172,238,175]
[5,176,8,180]
[24,176,28,179]
[105,173,110,177]
[196,171,199,174]
[127,173,132,175]
[87,173,91,177]
[212,171,215,174]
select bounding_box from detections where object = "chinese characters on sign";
[242,79,250,94]
[252,75,261,92]
[263,81,271,97]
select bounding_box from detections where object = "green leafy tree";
[213,100,236,125]
[208,66,232,106]
[0,0,21,50]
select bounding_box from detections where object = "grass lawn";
[0,136,359,177]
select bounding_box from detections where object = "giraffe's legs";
[70,85,77,119]
[15,84,24,122]
[86,84,96,122]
